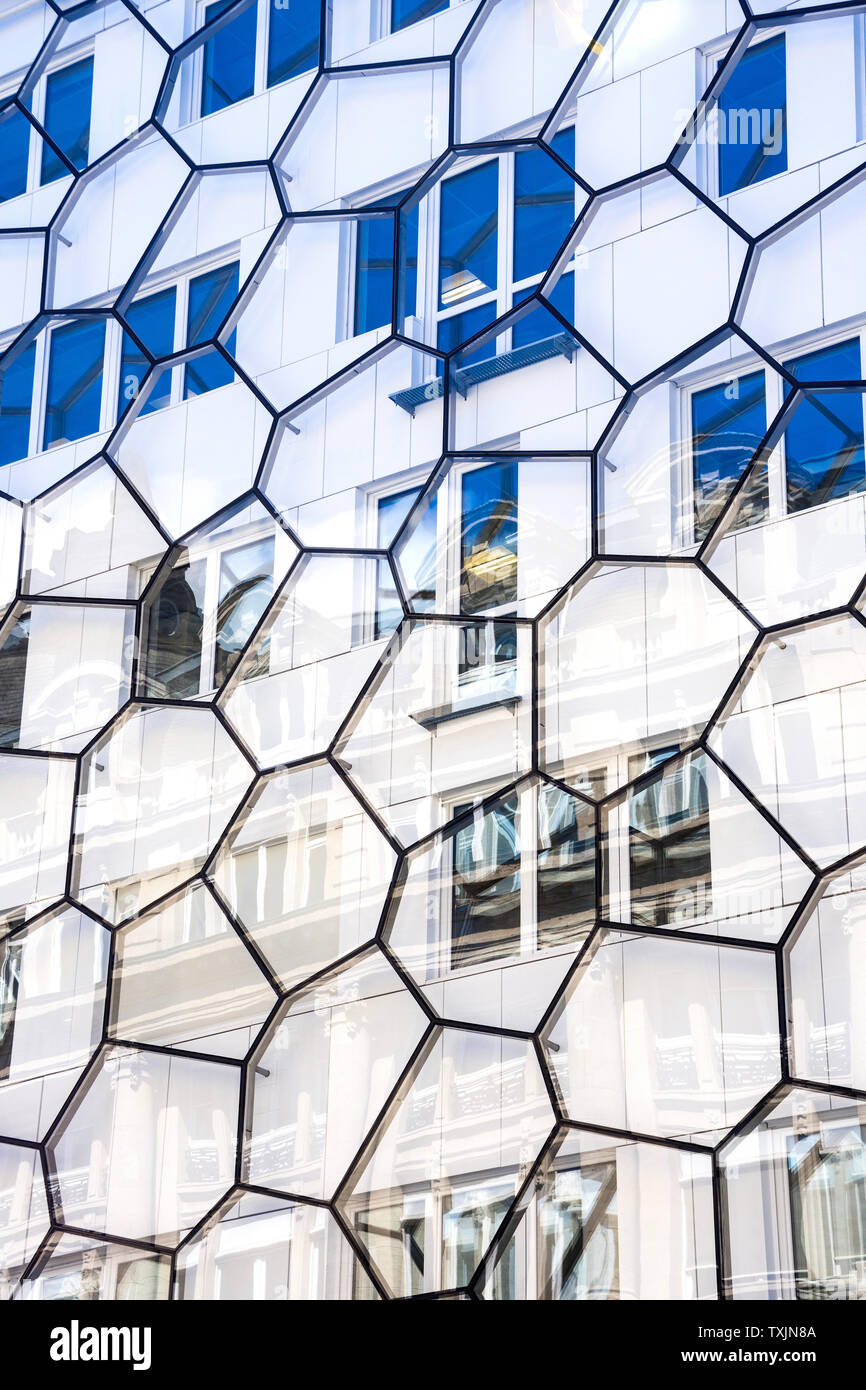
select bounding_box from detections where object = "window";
[436,130,577,360]
[197,0,321,119]
[185,261,239,397]
[43,318,105,450]
[354,199,418,337]
[200,0,256,117]
[691,369,767,539]
[627,753,712,927]
[0,343,36,466]
[0,107,31,203]
[142,530,275,698]
[0,55,94,202]
[537,1155,619,1300]
[118,286,177,419]
[717,35,787,197]
[391,0,449,34]
[267,0,321,85]
[783,338,866,512]
[686,332,866,539]
[40,56,94,185]
[449,785,595,973]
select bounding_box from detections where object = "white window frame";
[676,320,866,548]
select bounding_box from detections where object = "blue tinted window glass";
[512,272,574,350]
[784,339,865,512]
[40,56,94,185]
[184,261,239,398]
[0,343,36,466]
[375,486,421,637]
[201,0,256,117]
[392,0,448,32]
[267,0,321,86]
[513,129,576,283]
[437,301,497,367]
[0,108,30,203]
[43,319,105,449]
[439,162,498,310]
[355,213,395,336]
[461,460,517,614]
[718,36,787,197]
[691,370,767,538]
[118,287,177,421]
[399,203,419,324]
[355,200,419,335]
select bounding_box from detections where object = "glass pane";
[537,785,595,949]
[721,1090,866,1300]
[718,36,787,197]
[142,557,207,698]
[355,214,395,336]
[437,300,497,363]
[460,460,517,614]
[355,200,419,336]
[267,0,321,87]
[40,56,93,184]
[391,0,448,33]
[376,486,423,634]
[200,0,256,117]
[43,318,105,450]
[451,797,521,970]
[118,286,177,420]
[0,343,35,466]
[214,534,275,686]
[628,755,711,927]
[184,261,239,397]
[783,338,865,512]
[0,107,30,202]
[513,130,576,283]
[511,273,574,349]
[691,369,768,538]
[438,161,498,310]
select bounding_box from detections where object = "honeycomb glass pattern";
[1,0,866,1306]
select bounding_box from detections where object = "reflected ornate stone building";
[1,0,866,1302]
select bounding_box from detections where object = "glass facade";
[0,0,865,1308]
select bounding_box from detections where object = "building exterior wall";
[0,0,865,1301]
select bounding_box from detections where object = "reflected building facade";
[0,0,866,1302]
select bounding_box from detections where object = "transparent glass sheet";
[211,761,397,991]
[602,749,811,942]
[719,1089,866,1301]
[221,553,394,768]
[246,951,427,1198]
[386,778,595,1028]
[175,1190,378,1301]
[544,928,781,1141]
[336,618,533,844]
[111,881,276,1057]
[72,704,252,924]
[481,1126,717,1301]
[49,1044,240,1247]
[343,1028,552,1297]
[541,562,755,797]
[709,617,866,868]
